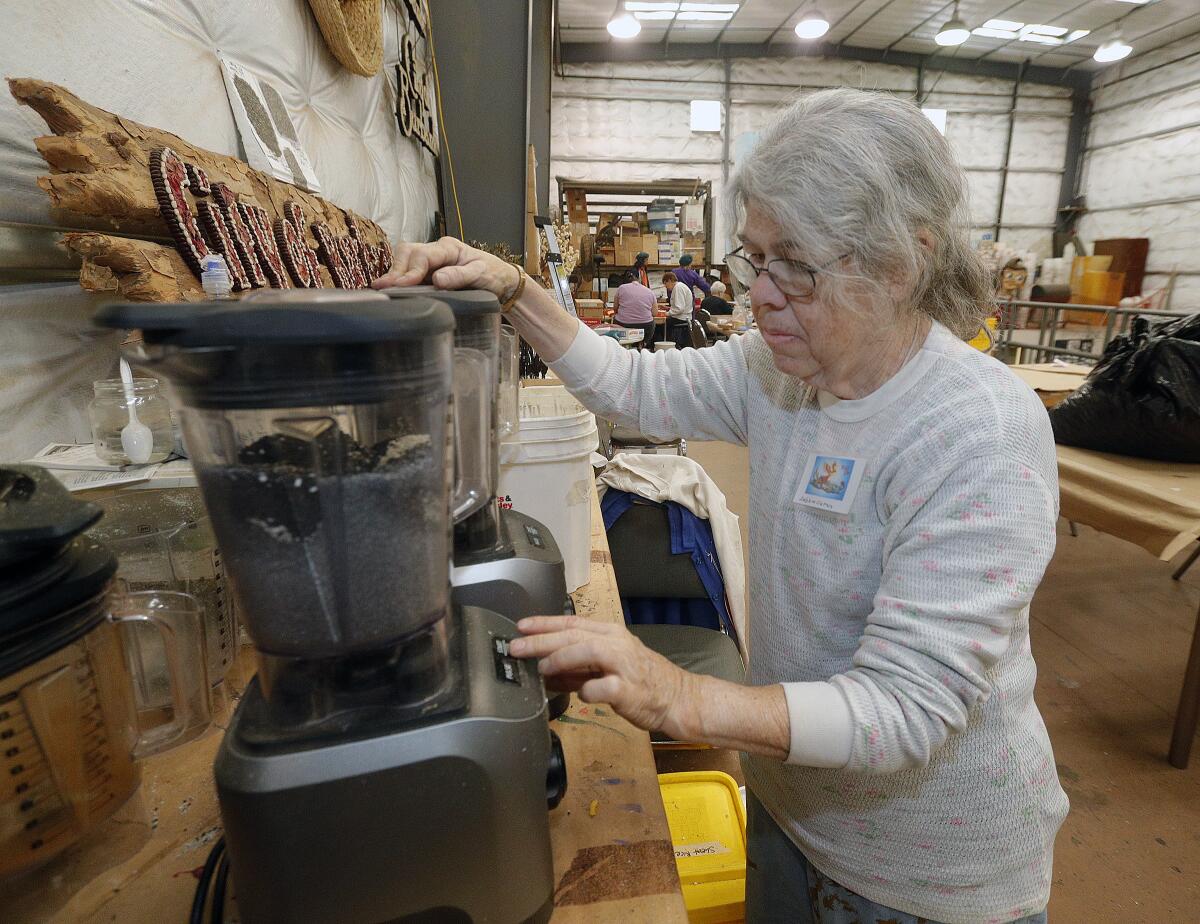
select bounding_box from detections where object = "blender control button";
[494,649,522,684]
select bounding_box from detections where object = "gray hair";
[726,88,992,339]
[710,280,727,297]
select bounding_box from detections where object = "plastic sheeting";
[0,0,438,460]
[0,285,122,460]
[1081,33,1200,311]
[551,57,1070,260]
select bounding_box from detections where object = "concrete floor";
[654,440,1200,922]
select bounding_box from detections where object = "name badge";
[795,453,865,515]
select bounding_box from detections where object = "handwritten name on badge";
[795,453,865,515]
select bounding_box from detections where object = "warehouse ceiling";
[558,0,1200,71]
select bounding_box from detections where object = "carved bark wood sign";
[8,78,394,302]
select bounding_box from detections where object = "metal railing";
[991,300,1191,363]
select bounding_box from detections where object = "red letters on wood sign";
[150,150,390,291]
[196,200,251,291]
[210,183,266,288]
[284,201,325,286]
[311,221,354,288]
[239,203,291,289]
[149,147,209,277]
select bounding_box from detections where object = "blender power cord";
[190,836,228,924]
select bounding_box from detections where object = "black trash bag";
[1048,312,1200,462]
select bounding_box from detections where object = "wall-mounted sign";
[10,77,395,302]
[395,2,438,155]
[220,58,322,194]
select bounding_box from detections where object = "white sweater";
[550,320,1069,924]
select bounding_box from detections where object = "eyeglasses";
[724,246,849,300]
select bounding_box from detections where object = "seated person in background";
[701,280,734,315]
[674,253,711,297]
[612,278,657,350]
[663,271,694,350]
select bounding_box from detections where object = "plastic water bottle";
[200,253,233,300]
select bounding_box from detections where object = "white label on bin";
[674,841,731,859]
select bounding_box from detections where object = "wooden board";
[1,485,686,923]
[8,78,392,301]
[550,487,688,921]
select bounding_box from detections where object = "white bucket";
[653,340,676,352]
[498,387,597,592]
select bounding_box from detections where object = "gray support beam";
[431,0,550,252]
[558,40,1093,92]
[1057,86,1090,225]
[530,0,553,214]
[993,61,1025,242]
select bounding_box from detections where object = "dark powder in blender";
[199,430,447,657]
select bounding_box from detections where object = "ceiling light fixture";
[1094,34,1133,62]
[973,27,1017,39]
[607,12,642,38]
[936,3,970,47]
[633,10,676,19]
[983,19,1023,31]
[1019,33,1063,46]
[1025,24,1068,36]
[794,9,830,40]
[1066,29,1090,43]
[677,10,735,20]
[679,2,739,10]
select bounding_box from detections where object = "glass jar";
[89,378,175,465]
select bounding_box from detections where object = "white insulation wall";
[551,57,1072,261]
[1080,34,1200,312]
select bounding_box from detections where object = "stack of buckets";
[497,386,597,592]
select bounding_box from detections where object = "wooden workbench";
[1,487,687,923]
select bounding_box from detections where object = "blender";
[381,287,571,620]
[96,296,566,924]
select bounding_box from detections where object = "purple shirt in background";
[673,266,710,296]
[614,281,656,324]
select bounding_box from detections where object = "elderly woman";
[374,89,1067,924]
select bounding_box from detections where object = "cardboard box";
[641,233,659,253]
[566,188,589,224]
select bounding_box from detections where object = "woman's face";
[739,205,910,393]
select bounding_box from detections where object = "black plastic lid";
[0,466,103,568]
[380,286,500,318]
[94,297,454,347]
[0,537,116,678]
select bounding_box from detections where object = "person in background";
[633,249,652,285]
[663,271,693,349]
[674,253,711,298]
[701,280,734,315]
[612,277,657,350]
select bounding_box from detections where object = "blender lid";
[380,285,500,317]
[94,297,454,346]
[0,466,103,568]
[0,536,117,679]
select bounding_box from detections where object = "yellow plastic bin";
[658,771,747,924]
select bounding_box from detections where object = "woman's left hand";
[509,615,692,736]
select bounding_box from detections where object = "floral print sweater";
[549,320,1069,924]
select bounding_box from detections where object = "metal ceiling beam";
[842,0,903,47]
[558,39,1093,90]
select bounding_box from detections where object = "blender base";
[453,508,572,719]
[452,509,570,620]
[215,606,564,924]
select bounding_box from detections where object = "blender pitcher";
[0,467,210,878]
[94,297,462,662]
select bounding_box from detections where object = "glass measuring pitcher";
[88,488,238,686]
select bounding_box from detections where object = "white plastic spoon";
[119,358,154,464]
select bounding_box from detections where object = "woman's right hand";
[371,236,520,299]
